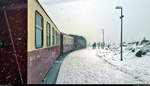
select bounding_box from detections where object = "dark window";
[56,31,58,44]
[52,27,55,46]
[57,33,60,45]
[56,32,60,45]
[55,31,58,45]
[35,11,43,48]
[47,22,51,47]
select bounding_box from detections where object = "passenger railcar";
[0,0,87,84]
[70,35,87,50]
[0,0,61,84]
[60,33,74,54]
[28,0,61,84]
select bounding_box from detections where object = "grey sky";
[38,0,150,44]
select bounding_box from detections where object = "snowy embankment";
[56,48,144,84]
[97,42,150,84]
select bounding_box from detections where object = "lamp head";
[116,6,122,9]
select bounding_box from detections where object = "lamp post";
[101,29,104,49]
[116,6,124,61]
[102,29,104,44]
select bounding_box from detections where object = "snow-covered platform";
[56,47,145,84]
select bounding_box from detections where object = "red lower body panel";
[63,44,74,53]
[27,46,60,84]
[0,0,27,84]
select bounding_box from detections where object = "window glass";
[57,33,59,45]
[36,13,42,26]
[47,23,50,47]
[52,28,55,46]
[56,31,58,44]
[58,34,60,45]
[35,11,43,48]
[36,29,42,48]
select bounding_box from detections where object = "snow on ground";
[97,43,150,84]
[56,47,144,84]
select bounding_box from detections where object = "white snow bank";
[97,43,150,84]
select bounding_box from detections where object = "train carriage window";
[47,22,51,47]
[58,34,60,44]
[56,31,58,45]
[52,27,55,46]
[57,33,60,45]
[54,28,56,45]
[55,30,57,45]
[35,11,43,48]
[55,31,57,45]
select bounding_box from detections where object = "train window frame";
[57,33,60,45]
[35,11,44,49]
[55,31,58,45]
[55,30,56,45]
[46,22,51,47]
[58,33,60,45]
[56,31,58,45]
[52,27,55,46]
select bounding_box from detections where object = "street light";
[116,6,124,61]
[100,29,104,49]
[101,29,104,44]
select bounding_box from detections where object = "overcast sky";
[38,0,150,44]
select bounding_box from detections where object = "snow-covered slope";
[97,42,150,84]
